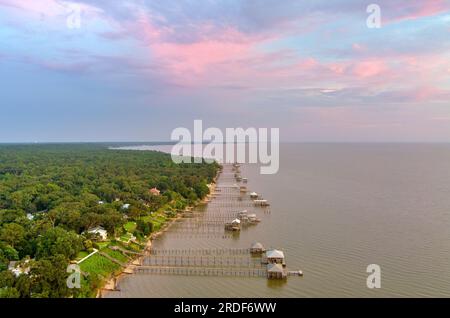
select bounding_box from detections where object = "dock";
[130,164,302,282]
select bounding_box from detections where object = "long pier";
[134,266,267,277]
[136,164,299,280]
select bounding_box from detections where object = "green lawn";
[79,253,121,277]
[123,221,137,232]
[76,250,89,261]
[101,248,129,263]
[119,232,133,242]
[97,241,110,249]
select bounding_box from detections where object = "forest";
[0,144,219,297]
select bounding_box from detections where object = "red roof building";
[150,187,160,196]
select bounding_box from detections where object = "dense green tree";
[0,223,25,248]
[30,254,73,298]
[0,144,219,298]
[0,287,20,298]
[36,227,82,260]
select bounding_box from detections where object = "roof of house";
[150,187,160,194]
[267,263,284,273]
[231,218,241,224]
[251,242,264,249]
[88,226,106,232]
[266,249,285,259]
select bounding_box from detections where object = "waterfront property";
[250,242,266,254]
[265,249,286,266]
[267,263,287,279]
[254,199,270,207]
[111,163,301,288]
[248,213,260,223]
[87,226,108,241]
[225,218,241,231]
[250,192,259,199]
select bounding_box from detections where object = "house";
[26,213,34,221]
[122,203,130,210]
[87,226,108,240]
[231,218,241,226]
[98,200,105,205]
[237,210,248,222]
[267,263,286,279]
[225,218,241,231]
[266,249,285,265]
[149,187,160,196]
[248,213,260,223]
[250,192,259,199]
[250,242,265,254]
[8,260,31,277]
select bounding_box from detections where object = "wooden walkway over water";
[134,266,267,277]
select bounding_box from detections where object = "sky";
[0,0,449,142]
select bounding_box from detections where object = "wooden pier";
[138,164,301,281]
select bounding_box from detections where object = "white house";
[266,249,285,265]
[8,260,31,277]
[122,203,130,210]
[87,226,108,240]
[250,192,259,199]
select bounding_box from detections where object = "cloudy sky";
[0,0,449,142]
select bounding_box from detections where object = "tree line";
[0,144,218,297]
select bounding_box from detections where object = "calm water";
[107,143,450,297]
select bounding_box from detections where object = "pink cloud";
[152,40,252,75]
[352,60,388,78]
[387,0,450,24]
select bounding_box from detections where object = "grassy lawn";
[97,241,110,249]
[140,215,152,223]
[101,247,129,263]
[76,250,89,261]
[123,221,137,232]
[79,253,121,277]
[119,232,133,242]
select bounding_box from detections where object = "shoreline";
[97,174,219,298]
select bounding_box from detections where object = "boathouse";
[248,213,260,223]
[225,219,241,231]
[254,199,269,206]
[267,263,287,279]
[266,249,285,265]
[237,210,249,222]
[250,192,259,199]
[250,242,265,254]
